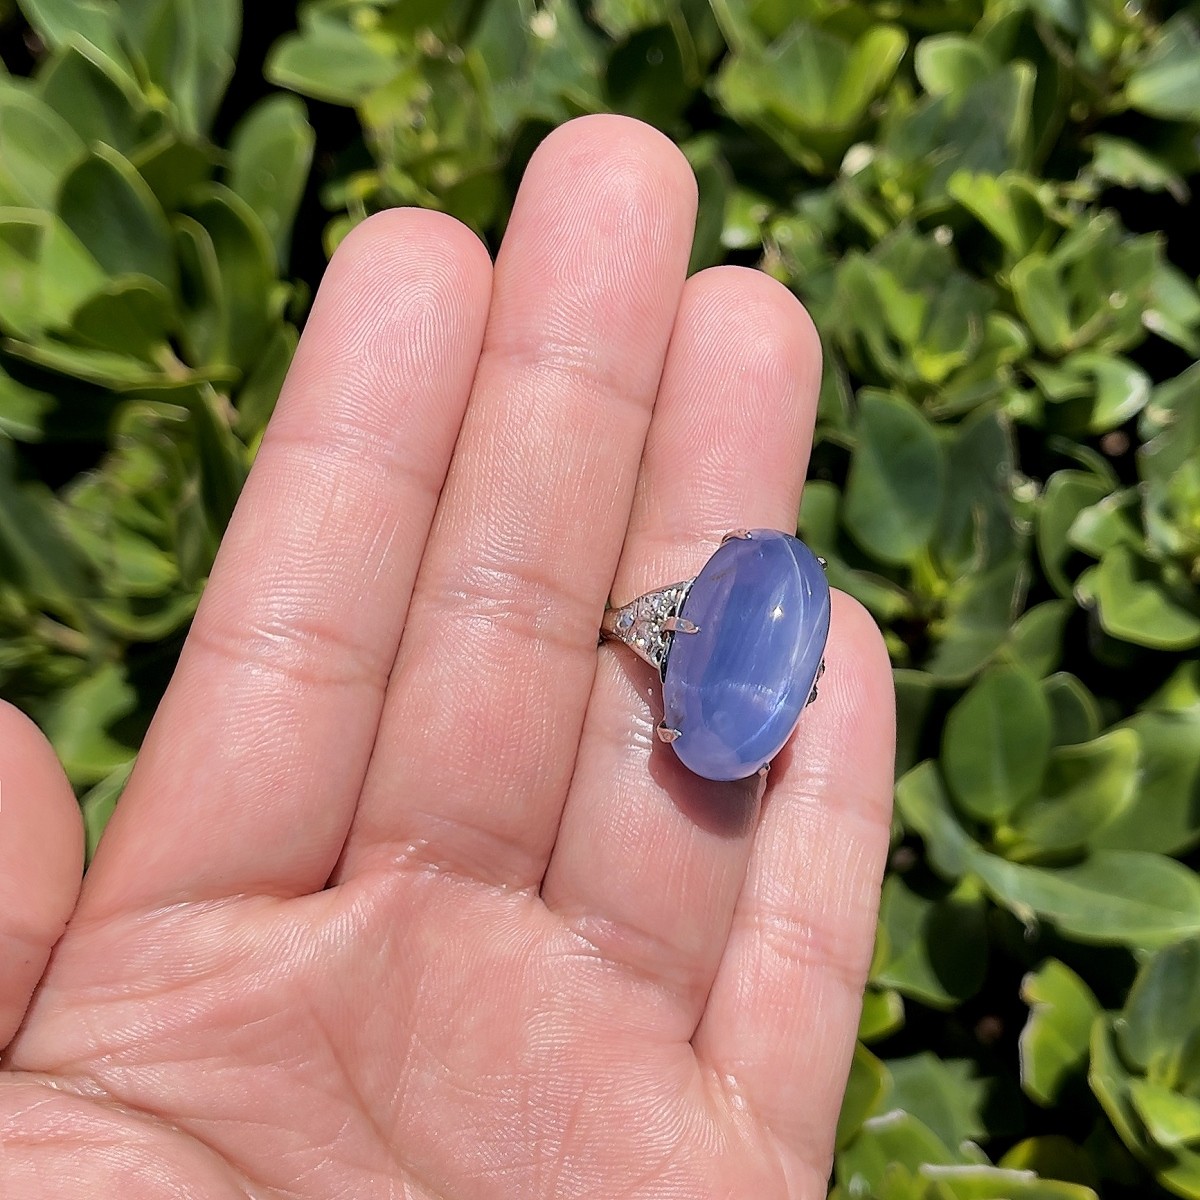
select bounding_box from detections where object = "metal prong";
[806,658,826,708]
[758,763,770,778]
[817,556,828,569]
[664,616,700,634]
[721,529,752,543]
[656,722,681,744]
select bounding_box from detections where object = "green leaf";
[914,34,998,97]
[68,274,175,361]
[1011,254,1073,353]
[1127,15,1200,122]
[132,133,216,212]
[228,95,315,271]
[894,668,936,778]
[1092,942,1200,1195]
[832,235,994,389]
[1037,470,1112,598]
[681,136,732,274]
[1078,546,1200,651]
[57,144,178,294]
[1090,1017,1153,1158]
[876,876,988,1008]
[37,43,146,154]
[1000,1137,1099,1190]
[1116,938,1200,1081]
[973,850,1200,949]
[1145,264,1200,355]
[90,588,200,642]
[942,663,1050,823]
[0,208,108,338]
[607,24,693,129]
[836,1042,889,1150]
[886,1053,988,1150]
[920,1165,1099,1198]
[1092,708,1200,856]
[266,13,400,106]
[835,1109,961,1195]
[0,438,91,624]
[235,323,298,442]
[462,0,605,138]
[1005,729,1140,859]
[844,390,945,566]
[715,20,906,168]
[895,760,975,879]
[178,185,277,373]
[179,385,248,534]
[39,660,137,786]
[925,554,1029,682]
[1006,600,1071,679]
[3,337,176,389]
[1087,134,1189,204]
[1035,353,1153,435]
[1019,959,1100,1106]
[947,171,1047,258]
[118,0,241,135]
[0,368,53,440]
[0,86,85,208]
[1129,1079,1200,1151]
[80,757,134,864]
[1141,361,1200,482]
[1041,673,1102,747]
[934,410,1019,578]
[20,0,129,66]
[1071,355,1149,433]
[1068,490,1141,559]
[859,987,905,1043]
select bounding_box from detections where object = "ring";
[600,529,831,782]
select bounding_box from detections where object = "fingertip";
[0,701,82,1047]
[0,703,84,916]
[527,113,699,234]
[331,206,494,288]
[669,266,822,453]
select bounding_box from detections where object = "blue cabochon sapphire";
[662,530,831,781]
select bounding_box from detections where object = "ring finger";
[540,265,823,1035]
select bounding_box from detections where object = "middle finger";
[340,116,697,885]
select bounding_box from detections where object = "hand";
[0,116,894,1199]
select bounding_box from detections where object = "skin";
[0,116,894,1199]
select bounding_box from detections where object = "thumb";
[0,702,83,1051]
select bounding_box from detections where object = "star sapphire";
[662,530,830,781]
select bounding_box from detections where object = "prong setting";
[722,529,752,543]
[664,616,700,634]
[599,580,693,674]
[657,722,681,744]
[806,657,827,707]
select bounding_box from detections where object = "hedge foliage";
[1,1,1198,1196]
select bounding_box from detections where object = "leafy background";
[1,0,1198,1195]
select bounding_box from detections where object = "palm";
[0,117,893,1200]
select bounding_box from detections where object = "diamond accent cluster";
[603,581,691,674]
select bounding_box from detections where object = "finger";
[693,593,894,1172]
[540,266,822,1033]
[81,210,493,917]
[338,115,697,886]
[0,703,82,1050]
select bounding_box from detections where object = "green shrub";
[1,1,1198,1195]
